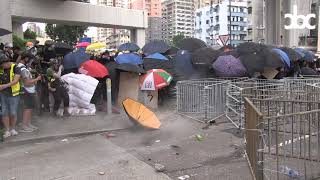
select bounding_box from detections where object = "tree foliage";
[24,29,37,40]
[45,24,87,45]
[171,33,185,47]
[13,34,26,50]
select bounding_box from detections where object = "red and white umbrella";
[76,42,91,48]
[140,69,173,91]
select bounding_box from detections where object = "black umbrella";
[192,47,221,65]
[143,58,176,79]
[174,50,195,80]
[264,48,285,69]
[177,38,207,52]
[0,28,11,37]
[118,43,140,52]
[239,54,266,77]
[237,42,267,55]
[164,46,180,56]
[116,63,145,74]
[301,67,318,76]
[142,40,170,55]
[280,47,302,62]
[54,42,73,55]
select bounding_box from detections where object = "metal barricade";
[176,79,229,123]
[244,84,320,180]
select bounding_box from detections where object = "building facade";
[194,0,248,46]
[129,0,162,43]
[26,22,45,37]
[96,0,130,47]
[162,0,196,43]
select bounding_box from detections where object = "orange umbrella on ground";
[122,98,161,129]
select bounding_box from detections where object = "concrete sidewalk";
[0,135,171,180]
[4,112,132,145]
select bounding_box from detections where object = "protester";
[0,53,21,138]
[3,43,13,61]
[46,67,70,116]
[18,52,42,132]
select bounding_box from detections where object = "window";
[206,20,209,24]
[240,8,244,12]
[240,17,244,21]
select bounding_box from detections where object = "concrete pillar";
[130,29,146,47]
[265,0,282,45]
[12,21,24,39]
[252,0,264,42]
[0,0,12,43]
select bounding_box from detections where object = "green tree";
[45,24,88,45]
[171,33,185,47]
[23,29,37,40]
[13,34,26,50]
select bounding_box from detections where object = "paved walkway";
[5,112,132,144]
[0,135,171,180]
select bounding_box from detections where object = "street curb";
[0,127,130,147]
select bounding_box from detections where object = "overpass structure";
[0,0,148,46]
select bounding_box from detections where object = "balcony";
[231,12,247,17]
[231,21,247,26]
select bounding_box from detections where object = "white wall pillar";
[131,29,146,47]
[12,21,24,39]
[0,0,12,43]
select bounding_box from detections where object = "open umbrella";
[164,46,180,56]
[213,55,247,77]
[145,53,169,61]
[301,67,318,76]
[63,51,90,70]
[295,48,315,62]
[76,42,90,48]
[280,47,302,62]
[272,48,291,68]
[174,50,195,80]
[177,38,207,52]
[123,98,161,129]
[115,53,143,64]
[140,69,172,91]
[192,47,221,65]
[142,40,170,55]
[118,43,140,52]
[0,28,11,36]
[116,63,145,74]
[54,42,73,55]
[86,42,106,51]
[79,60,109,78]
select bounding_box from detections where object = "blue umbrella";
[295,48,316,62]
[63,51,90,70]
[145,53,169,61]
[115,53,143,65]
[272,48,291,68]
[118,43,140,52]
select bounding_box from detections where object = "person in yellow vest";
[0,54,21,138]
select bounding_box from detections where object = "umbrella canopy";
[54,42,73,55]
[116,63,145,74]
[192,47,221,65]
[63,51,90,70]
[177,38,207,52]
[142,40,170,55]
[145,53,169,61]
[123,98,161,129]
[279,47,302,62]
[76,42,90,48]
[115,53,143,64]
[79,60,109,78]
[86,42,106,51]
[0,28,11,37]
[140,69,172,91]
[164,46,180,56]
[301,67,318,76]
[45,40,54,46]
[213,55,247,77]
[174,50,195,80]
[118,43,140,52]
[295,48,316,62]
[237,42,267,55]
[272,48,291,68]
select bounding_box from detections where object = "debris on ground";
[195,134,204,141]
[170,145,180,149]
[155,140,160,143]
[154,163,166,172]
[104,132,116,139]
[61,139,68,142]
[178,175,190,180]
[98,171,105,175]
[10,177,16,180]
